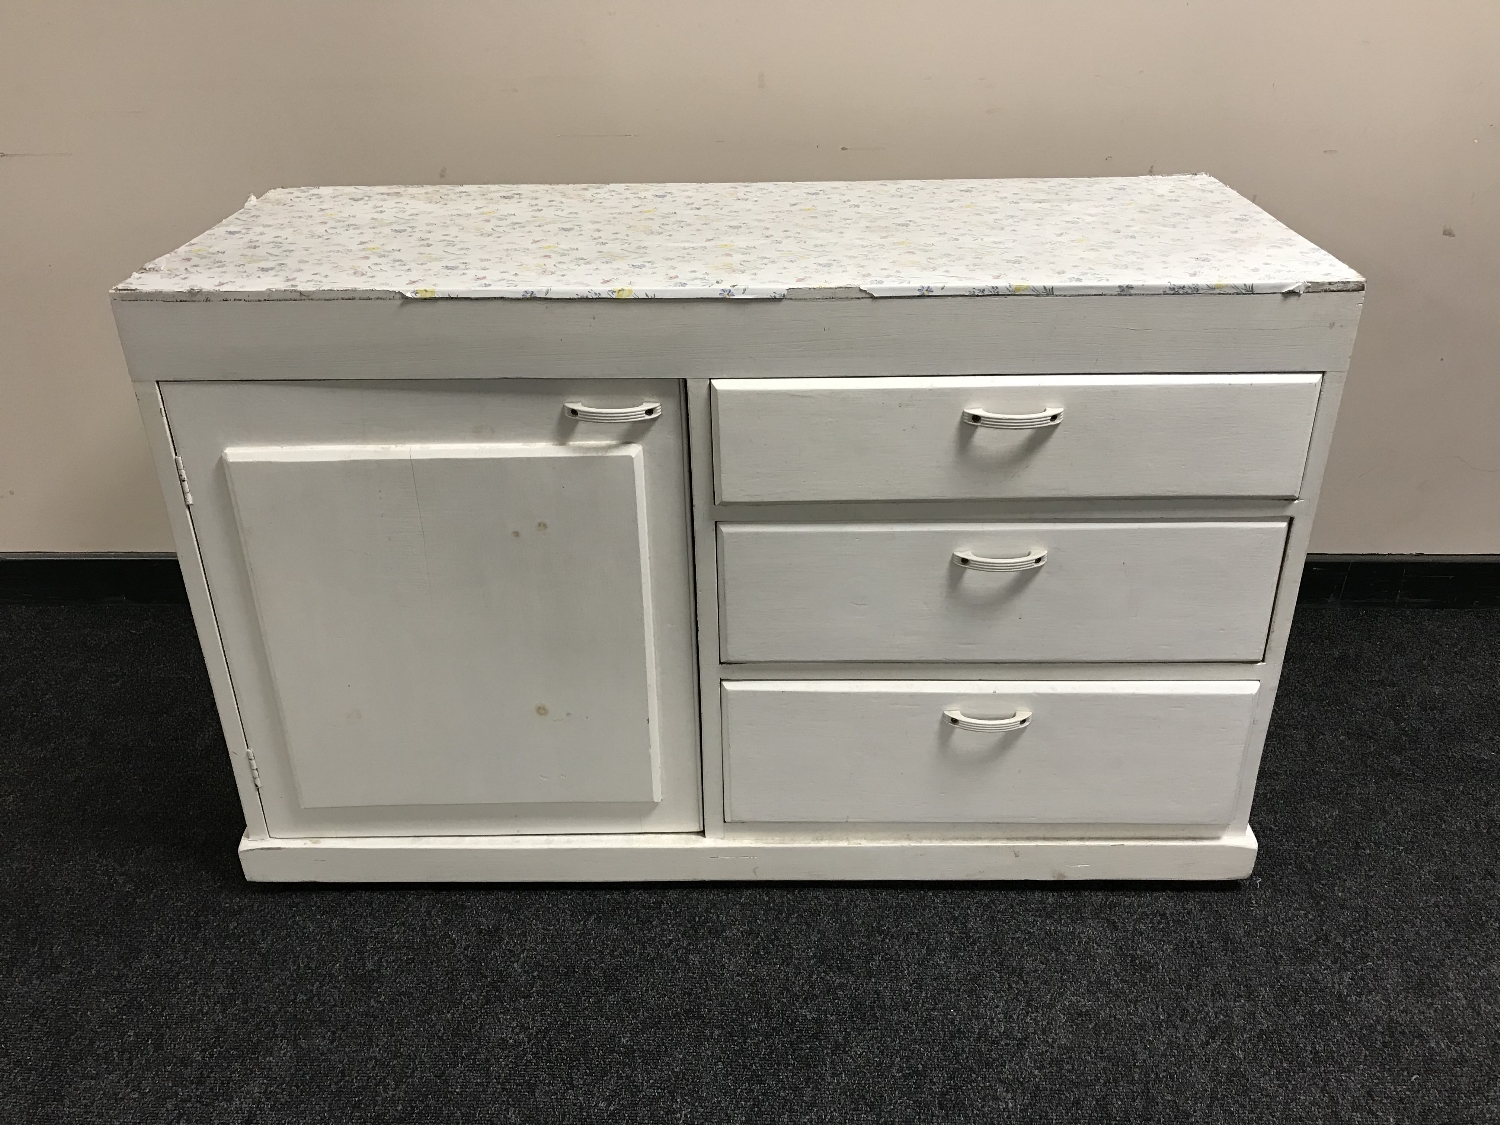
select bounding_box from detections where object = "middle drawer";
[718,520,1288,663]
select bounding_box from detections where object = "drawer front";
[722,680,1260,825]
[712,374,1321,502]
[718,520,1287,663]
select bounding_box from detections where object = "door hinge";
[244,747,262,790]
[172,455,194,507]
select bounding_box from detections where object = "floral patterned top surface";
[114,175,1362,301]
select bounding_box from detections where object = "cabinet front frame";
[118,291,1361,870]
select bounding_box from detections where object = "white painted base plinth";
[238,828,1257,882]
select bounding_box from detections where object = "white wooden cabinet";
[112,177,1363,881]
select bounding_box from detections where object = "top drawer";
[712,374,1321,503]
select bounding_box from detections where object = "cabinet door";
[162,380,700,837]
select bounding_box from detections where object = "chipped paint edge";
[110,279,1365,302]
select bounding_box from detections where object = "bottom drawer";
[722,680,1259,826]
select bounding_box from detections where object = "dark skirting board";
[0,555,189,605]
[1299,555,1500,608]
[3,553,1499,608]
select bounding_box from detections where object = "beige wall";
[3,0,1496,553]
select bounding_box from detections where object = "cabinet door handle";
[961,405,1064,429]
[943,708,1032,732]
[952,548,1047,572]
[563,401,662,423]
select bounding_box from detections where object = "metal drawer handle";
[563,401,662,423]
[961,405,1064,429]
[952,548,1047,572]
[943,708,1032,733]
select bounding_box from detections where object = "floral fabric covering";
[115,175,1362,301]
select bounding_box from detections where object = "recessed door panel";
[226,442,660,810]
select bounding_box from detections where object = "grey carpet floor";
[2,604,1497,1123]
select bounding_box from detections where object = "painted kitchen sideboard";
[111,176,1363,882]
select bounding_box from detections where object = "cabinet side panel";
[132,383,269,839]
[1224,296,1364,832]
